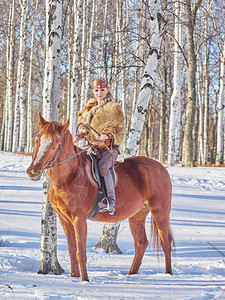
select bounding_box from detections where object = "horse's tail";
[150,217,175,257]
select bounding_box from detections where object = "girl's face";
[93,87,108,102]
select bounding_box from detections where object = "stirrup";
[108,206,115,216]
[98,198,110,212]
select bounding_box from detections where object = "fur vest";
[78,97,125,145]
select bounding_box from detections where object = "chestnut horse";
[27,113,174,281]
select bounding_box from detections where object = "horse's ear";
[61,120,70,135]
[39,113,48,127]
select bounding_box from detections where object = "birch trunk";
[182,0,198,167]
[94,223,122,254]
[112,1,120,100]
[125,0,166,157]
[80,0,87,108]
[18,0,29,152]
[93,1,123,255]
[12,0,28,153]
[69,0,81,134]
[216,40,225,165]
[159,38,167,163]
[96,0,165,252]
[98,0,108,78]
[203,27,209,164]
[197,54,204,164]
[27,0,39,154]
[66,11,72,121]
[39,172,64,275]
[119,0,128,110]
[39,0,63,276]
[83,0,95,107]
[168,0,185,166]
[6,0,15,152]
[45,0,62,121]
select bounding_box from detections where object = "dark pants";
[98,148,118,176]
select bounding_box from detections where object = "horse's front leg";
[73,215,89,282]
[58,214,80,277]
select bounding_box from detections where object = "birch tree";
[82,0,96,107]
[168,0,185,166]
[5,0,15,152]
[18,0,29,152]
[27,0,39,154]
[12,0,28,153]
[158,38,167,163]
[182,0,202,167]
[202,17,209,164]
[125,0,166,156]
[39,0,63,276]
[95,0,166,253]
[197,3,211,165]
[216,39,225,165]
[69,0,81,134]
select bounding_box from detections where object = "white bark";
[83,0,95,107]
[80,0,87,108]
[66,10,72,121]
[42,1,49,118]
[216,39,225,165]
[182,0,200,167]
[98,0,108,78]
[198,4,210,165]
[197,54,204,164]
[39,0,63,276]
[112,0,120,100]
[203,29,209,164]
[27,0,38,154]
[168,0,185,166]
[5,0,15,152]
[45,0,62,121]
[125,0,166,157]
[94,222,122,254]
[118,0,128,109]
[39,172,64,275]
[69,0,81,134]
[12,0,28,153]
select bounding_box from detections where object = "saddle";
[86,153,115,219]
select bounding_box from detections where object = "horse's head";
[27,113,70,181]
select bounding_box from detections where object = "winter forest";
[0,0,225,167]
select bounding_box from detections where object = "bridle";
[46,140,102,170]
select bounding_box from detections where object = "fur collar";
[86,95,113,124]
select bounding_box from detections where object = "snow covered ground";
[0,151,225,299]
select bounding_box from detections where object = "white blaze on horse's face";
[33,135,52,166]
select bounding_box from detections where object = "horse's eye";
[52,147,56,150]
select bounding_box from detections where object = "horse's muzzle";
[26,167,42,181]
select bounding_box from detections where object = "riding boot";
[98,174,116,215]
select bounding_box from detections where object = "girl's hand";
[73,135,79,143]
[97,134,109,141]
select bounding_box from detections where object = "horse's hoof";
[71,273,80,277]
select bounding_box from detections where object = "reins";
[76,123,101,137]
[46,140,103,170]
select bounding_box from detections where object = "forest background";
[0,0,225,167]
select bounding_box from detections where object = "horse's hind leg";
[151,210,173,274]
[128,206,150,275]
